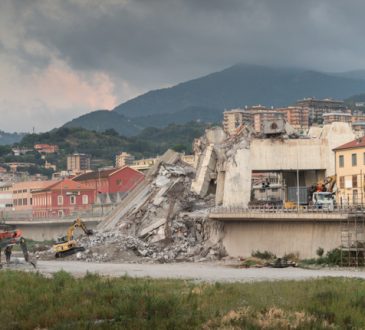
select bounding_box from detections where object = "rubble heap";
[73,150,226,263]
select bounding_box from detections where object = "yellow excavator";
[53,218,93,258]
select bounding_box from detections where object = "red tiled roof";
[34,179,92,193]
[333,137,365,151]
[73,166,142,181]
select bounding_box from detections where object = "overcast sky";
[2,0,365,132]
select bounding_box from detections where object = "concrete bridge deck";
[209,207,363,222]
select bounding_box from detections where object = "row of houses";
[0,166,144,218]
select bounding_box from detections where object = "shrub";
[251,250,276,260]
[316,247,324,257]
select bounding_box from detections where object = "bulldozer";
[53,218,93,258]
[0,223,36,268]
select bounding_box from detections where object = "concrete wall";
[9,219,101,241]
[222,221,341,259]
[221,122,355,207]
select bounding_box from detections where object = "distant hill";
[0,130,25,145]
[63,64,365,134]
[63,110,144,136]
[18,122,208,168]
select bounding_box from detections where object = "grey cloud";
[2,0,365,131]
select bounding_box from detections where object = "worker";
[5,245,12,264]
[20,237,29,262]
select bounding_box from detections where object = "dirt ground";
[13,260,365,282]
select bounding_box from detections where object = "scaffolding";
[340,213,365,267]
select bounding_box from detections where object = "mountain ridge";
[62,64,365,136]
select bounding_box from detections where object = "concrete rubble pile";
[74,150,226,263]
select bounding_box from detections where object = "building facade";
[115,152,135,168]
[277,106,310,130]
[323,112,352,125]
[333,137,365,206]
[34,144,59,154]
[73,166,144,197]
[67,153,91,173]
[32,179,95,218]
[12,180,57,211]
[0,183,13,208]
[294,98,349,124]
[223,109,252,135]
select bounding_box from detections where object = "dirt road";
[32,260,365,282]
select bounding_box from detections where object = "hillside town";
[1,97,365,221]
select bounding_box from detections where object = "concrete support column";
[215,170,226,205]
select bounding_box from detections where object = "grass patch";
[1,271,365,329]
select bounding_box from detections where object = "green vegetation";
[0,123,209,174]
[1,271,365,329]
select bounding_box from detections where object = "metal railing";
[209,205,364,215]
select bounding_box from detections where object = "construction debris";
[40,149,226,263]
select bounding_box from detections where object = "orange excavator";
[0,223,36,268]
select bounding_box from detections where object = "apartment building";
[352,112,365,123]
[67,153,91,173]
[276,106,310,130]
[334,137,365,206]
[323,112,352,125]
[295,98,349,124]
[115,152,135,168]
[223,108,252,135]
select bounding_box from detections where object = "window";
[363,152,365,165]
[116,179,123,186]
[352,153,357,166]
[23,198,27,206]
[339,155,344,168]
[82,195,88,205]
[57,195,63,205]
[30,198,32,205]
[339,176,345,189]
[353,175,358,188]
[70,195,76,204]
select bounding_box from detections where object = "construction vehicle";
[310,175,336,210]
[53,218,93,258]
[0,223,36,268]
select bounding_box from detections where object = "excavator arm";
[53,218,93,258]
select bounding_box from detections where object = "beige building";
[115,152,135,168]
[130,157,158,172]
[223,109,252,135]
[323,112,352,125]
[67,153,91,173]
[333,137,365,206]
[12,180,57,211]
